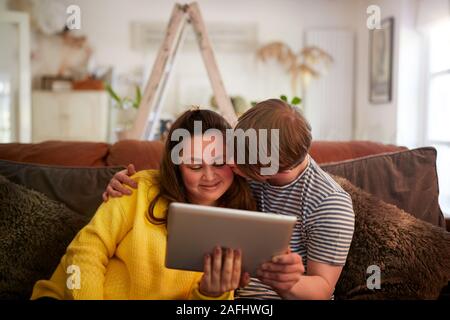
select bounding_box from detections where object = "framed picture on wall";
[369,17,394,104]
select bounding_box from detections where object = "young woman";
[31,109,255,300]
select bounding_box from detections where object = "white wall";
[3,0,428,145]
[354,0,424,146]
[68,0,356,72]
[354,0,400,144]
[396,0,424,148]
[305,29,355,141]
[55,0,356,119]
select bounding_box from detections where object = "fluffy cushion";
[333,175,450,299]
[0,175,89,299]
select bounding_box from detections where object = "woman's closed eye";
[212,162,226,167]
[187,162,225,170]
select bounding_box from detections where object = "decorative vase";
[115,102,137,131]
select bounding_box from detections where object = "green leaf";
[291,97,302,105]
[135,86,142,109]
[280,95,288,102]
[106,84,122,105]
[251,101,257,107]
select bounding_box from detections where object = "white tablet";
[165,202,297,276]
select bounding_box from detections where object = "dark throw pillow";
[321,147,445,229]
[0,175,89,300]
[333,175,450,300]
[0,159,124,218]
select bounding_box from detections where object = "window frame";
[423,25,450,217]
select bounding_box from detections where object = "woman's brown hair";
[148,108,256,224]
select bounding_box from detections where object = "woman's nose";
[202,165,216,181]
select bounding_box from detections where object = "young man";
[104,99,355,300]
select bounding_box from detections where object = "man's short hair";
[234,98,312,179]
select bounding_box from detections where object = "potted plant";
[251,94,303,110]
[106,84,141,132]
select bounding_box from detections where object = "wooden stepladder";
[118,2,237,141]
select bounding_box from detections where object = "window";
[426,20,450,217]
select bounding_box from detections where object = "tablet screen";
[165,202,297,276]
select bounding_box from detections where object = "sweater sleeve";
[188,278,234,300]
[31,197,132,300]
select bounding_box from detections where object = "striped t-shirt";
[235,155,355,299]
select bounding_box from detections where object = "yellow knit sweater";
[31,170,233,300]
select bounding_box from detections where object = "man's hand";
[256,248,305,299]
[199,247,250,297]
[102,164,138,202]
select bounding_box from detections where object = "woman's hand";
[199,246,250,297]
[102,164,137,202]
[256,248,305,299]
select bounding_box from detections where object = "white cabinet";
[32,90,109,142]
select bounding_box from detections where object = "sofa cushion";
[0,159,124,217]
[333,175,450,299]
[0,140,110,166]
[0,175,89,299]
[310,140,407,164]
[107,139,164,171]
[321,147,445,229]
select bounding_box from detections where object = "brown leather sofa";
[4,138,449,230]
[0,139,405,169]
[2,139,448,228]
[1,139,449,300]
